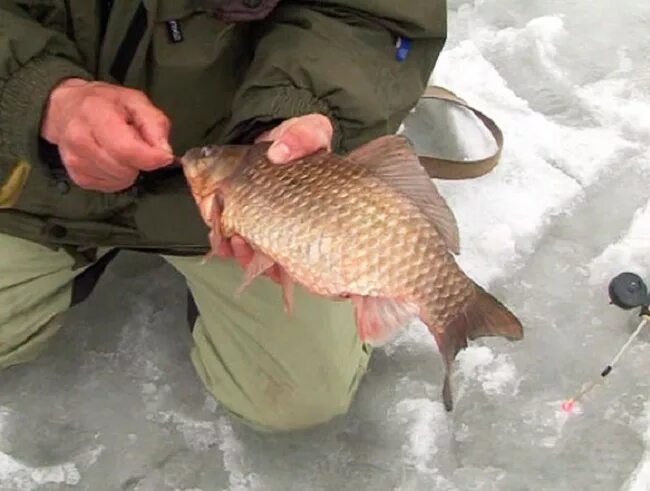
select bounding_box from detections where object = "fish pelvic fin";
[427,282,524,411]
[352,296,420,346]
[235,250,276,298]
[279,268,295,317]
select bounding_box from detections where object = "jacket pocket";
[146,2,253,153]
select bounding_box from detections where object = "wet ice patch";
[621,402,650,491]
[456,346,520,397]
[518,399,577,449]
[157,410,220,453]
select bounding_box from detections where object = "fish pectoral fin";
[351,295,420,346]
[235,251,276,297]
[347,135,460,254]
[200,195,224,264]
[279,268,295,317]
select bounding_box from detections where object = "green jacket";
[0,0,446,255]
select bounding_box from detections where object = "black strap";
[109,2,148,83]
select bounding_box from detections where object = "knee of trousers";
[215,361,365,433]
[191,334,370,433]
[0,314,65,370]
[0,248,120,369]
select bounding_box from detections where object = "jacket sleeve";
[222,0,447,152]
[0,1,92,187]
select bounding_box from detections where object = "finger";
[61,122,137,191]
[59,147,131,192]
[119,89,173,153]
[88,130,140,184]
[266,115,333,164]
[91,103,174,172]
[69,169,129,193]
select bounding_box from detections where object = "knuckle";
[62,153,82,171]
[79,95,102,114]
[62,123,85,144]
[123,87,150,104]
[158,114,171,130]
[60,144,84,167]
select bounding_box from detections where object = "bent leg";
[163,254,371,432]
[0,233,115,369]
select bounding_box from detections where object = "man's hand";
[41,78,174,193]
[219,113,334,281]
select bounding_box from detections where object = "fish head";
[179,144,252,199]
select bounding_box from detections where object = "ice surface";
[1,1,649,490]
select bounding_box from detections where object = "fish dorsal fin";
[348,135,460,254]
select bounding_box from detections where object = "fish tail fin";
[464,281,524,342]
[427,281,524,411]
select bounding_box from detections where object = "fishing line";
[562,272,649,413]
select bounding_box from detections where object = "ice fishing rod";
[562,271,649,413]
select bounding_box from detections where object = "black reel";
[608,272,650,312]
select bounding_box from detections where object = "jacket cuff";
[223,85,343,152]
[0,55,92,165]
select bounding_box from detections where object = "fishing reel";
[608,272,650,315]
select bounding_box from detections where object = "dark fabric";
[70,248,120,306]
[186,288,199,332]
[109,2,147,83]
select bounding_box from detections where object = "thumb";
[265,114,333,164]
[120,91,173,154]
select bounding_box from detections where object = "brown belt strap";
[416,86,504,180]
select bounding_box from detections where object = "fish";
[179,134,524,410]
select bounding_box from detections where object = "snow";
[1,0,649,489]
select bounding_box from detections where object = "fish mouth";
[181,146,214,165]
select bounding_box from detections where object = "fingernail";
[267,142,291,163]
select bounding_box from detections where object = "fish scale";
[225,152,462,314]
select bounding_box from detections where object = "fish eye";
[200,147,211,158]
